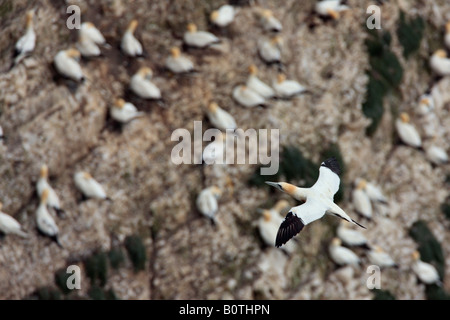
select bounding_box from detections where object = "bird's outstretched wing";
[311,157,341,200]
[275,211,304,248]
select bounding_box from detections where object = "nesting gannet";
[337,221,369,249]
[79,22,106,46]
[411,251,441,285]
[395,112,422,148]
[258,36,282,64]
[36,189,62,247]
[266,158,365,247]
[36,164,65,218]
[206,102,237,131]
[210,5,235,28]
[14,10,36,65]
[329,237,360,266]
[272,74,306,99]
[53,48,84,82]
[111,98,145,123]
[352,179,372,219]
[246,64,275,99]
[367,246,398,269]
[429,49,450,76]
[121,20,143,57]
[356,178,388,204]
[425,144,448,165]
[196,186,222,224]
[315,0,350,20]
[130,67,162,100]
[74,171,110,200]
[445,23,450,50]
[0,202,28,238]
[184,23,220,48]
[165,47,194,74]
[259,9,282,32]
[202,133,225,165]
[76,34,101,57]
[416,94,434,116]
[232,85,265,108]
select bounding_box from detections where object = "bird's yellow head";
[261,9,273,18]
[66,48,81,59]
[138,67,153,79]
[41,188,49,203]
[412,250,420,261]
[248,64,258,75]
[187,23,197,33]
[327,8,340,20]
[331,237,342,246]
[26,10,34,26]
[115,98,126,109]
[399,112,410,123]
[265,182,296,197]
[0,202,3,211]
[170,47,180,58]
[434,49,447,58]
[84,22,95,29]
[207,102,219,113]
[374,246,384,253]
[210,186,222,198]
[356,178,367,190]
[210,10,219,22]
[128,19,138,33]
[271,35,283,46]
[262,210,272,222]
[276,74,286,84]
[40,164,49,178]
[446,22,450,33]
[419,97,430,106]
[83,172,92,180]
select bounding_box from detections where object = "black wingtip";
[352,219,366,229]
[321,157,341,176]
[275,212,305,247]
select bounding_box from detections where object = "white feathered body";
[395,119,422,148]
[130,74,161,99]
[232,86,265,108]
[111,102,144,123]
[184,31,219,48]
[0,212,28,237]
[74,172,108,199]
[246,75,275,99]
[54,51,84,81]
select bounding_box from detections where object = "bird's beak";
[265,181,280,189]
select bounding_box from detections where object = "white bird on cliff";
[53,48,85,82]
[352,179,372,219]
[355,178,388,204]
[165,47,194,74]
[315,0,350,20]
[367,246,398,269]
[272,74,306,99]
[210,5,235,28]
[206,102,237,131]
[411,251,441,285]
[76,34,101,57]
[266,158,365,247]
[258,9,282,32]
[258,36,282,64]
[246,64,275,99]
[429,49,450,76]
[196,186,222,224]
[110,98,145,123]
[36,164,65,218]
[337,220,370,249]
[36,189,62,247]
[395,112,422,148]
[425,144,448,165]
[416,94,434,116]
[74,171,111,200]
[184,23,220,48]
[329,237,360,266]
[121,19,143,57]
[79,22,106,46]
[232,85,265,108]
[0,202,28,238]
[14,10,36,65]
[130,67,161,100]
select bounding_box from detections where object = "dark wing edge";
[321,157,341,176]
[275,212,305,247]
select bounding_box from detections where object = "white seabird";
[14,10,36,65]
[111,98,145,123]
[196,186,222,224]
[259,9,282,32]
[79,22,106,46]
[352,179,372,219]
[0,202,28,238]
[130,67,161,100]
[232,85,265,108]
[367,246,398,269]
[411,251,441,285]
[36,164,65,217]
[315,0,350,20]
[206,102,237,131]
[74,171,110,200]
[210,5,235,28]
[246,64,275,99]
[395,112,422,148]
[416,94,434,116]
[258,36,282,64]
[266,157,365,247]
[329,237,360,266]
[76,34,101,58]
[272,74,306,99]
[53,48,84,82]
[184,23,220,48]
[121,19,143,57]
[36,189,62,247]
[356,178,388,204]
[165,47,194,74]
[429,49,450,76]
[425,144,448,165]
[337,220,369,249]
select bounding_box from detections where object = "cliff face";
[0,0,449,300]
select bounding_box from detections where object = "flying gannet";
[36,164,65,218]
[74,171,111,200]
[315,0,350,20]
[0,202,28,238]
[272,74,306,99]
[165,47,194,74]
[14,10,36,66]
[246,64,275,99]
[36,189,62,247]
[411,251,441,285]
[266,157,365,247]
[232,85,265,108]
[259,9,282,32]
[121,19,143,57]
[210,5,235,28]
[130,67,162,100]
[206,102,237,131]
[111,98,145,123]
[53,48,84,82]
[329,237,360,266]
[429,49,450,76]
[395,112,422,148]
[184,23,220,48]
[196,186,222,224]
